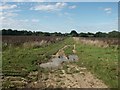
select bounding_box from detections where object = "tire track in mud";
[31,39,108,88]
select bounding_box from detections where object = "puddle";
[40,55,78,69]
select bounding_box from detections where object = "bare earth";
[41,63,107,88]
[39,40,108,88]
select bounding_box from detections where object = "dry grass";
[74,37,118,48]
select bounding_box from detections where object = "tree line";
[1,29,119,38]
[70,30,119,38]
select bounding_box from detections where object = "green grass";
[2,37,75,88]
[76,42,118,88]
[2,37,72,77]
[64,37,75,55]
[64,45,74,55]
[3,37,118,88]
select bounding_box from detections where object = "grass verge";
[76,42,118,88]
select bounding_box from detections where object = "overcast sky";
[0,1,118,33]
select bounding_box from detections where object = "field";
[2,36,118,89]
[1,1,119,89]
[2,36,64,50]
[74,37,118,88]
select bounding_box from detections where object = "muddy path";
[33,39,108,88]
[42,63,107,88]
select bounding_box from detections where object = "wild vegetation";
[78,37,118,47]
[74,37,119,88]
[1,29,119,89]
[2,36,64,50]
[2,37,73,89]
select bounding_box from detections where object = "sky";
[0,1,118,33]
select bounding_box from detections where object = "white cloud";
[0,3,19,23]
[30,2,77,13]
[104,8,112,11]
[69,5,76,9]
[55,2,67,8]
[31,2,67,11]
[0,16,6,21]
[0,4,17,10]
[104,8,112,14]
[0,11,18,20]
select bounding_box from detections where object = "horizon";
[1,28,119,34]
[0,2,118,33]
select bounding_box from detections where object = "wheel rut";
[34,40,108,88]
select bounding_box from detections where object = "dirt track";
[39,40,108,88]
[43,63,107,88]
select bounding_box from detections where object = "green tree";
[94,32,107,37]
[108,31,119,38]
[87,32,94,37]
[70,30,78,37]
[79,32,88,37]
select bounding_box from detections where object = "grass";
[58,37,118,88]
[2,37,74,77]
[75,42,118,88]
[64,37,75,55]
[2,37,74,88]
[3,37,118,88]
[64,45,74,55]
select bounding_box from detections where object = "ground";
[33,39,108,88]
[2,37,118,88]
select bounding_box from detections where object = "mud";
[38,42,108,88]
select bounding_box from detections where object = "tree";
[79,32,88,37]
[108,31,119,38]
[43,32,51,36]
[87,32,94,37]
[94,32,107,37]
[70,30,78,37]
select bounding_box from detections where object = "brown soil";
[38,41,108,88]
[41,63,107,88]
